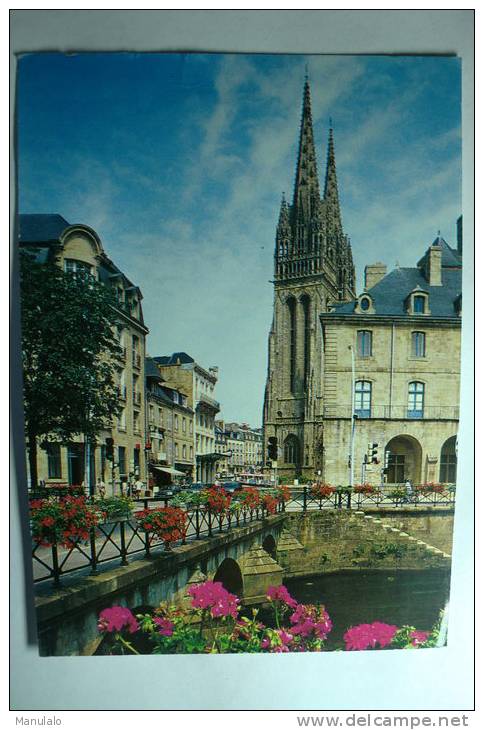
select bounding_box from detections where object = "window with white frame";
[411,332,426,357]
[355,380,372,418]
[407,381,424,418]
[357,330,372,357]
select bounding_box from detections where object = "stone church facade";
[263,79,356,481]
[263,80,461,486]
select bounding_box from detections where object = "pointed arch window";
[287,297,297,394]
[301,295,311,390]
[284,434,300,465]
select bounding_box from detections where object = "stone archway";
[262,534,277,560]
[213,558,243,597]
[439,436,457,484]
[385,435,423,485]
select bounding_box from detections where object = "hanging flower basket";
[30,495,99,548]
[135,506,187,547]
[310,483,335,499]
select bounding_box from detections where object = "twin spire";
[286,77,342,229]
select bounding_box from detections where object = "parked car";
[221,481,241,494]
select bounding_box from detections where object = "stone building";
[154,353,220,483]
[145,357,194,488]
[319,228,461,487]
[19,214,149,492]
[262,81,462,486]
[263,79,356,480]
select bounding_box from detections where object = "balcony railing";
[321,405,460,420]
[197,392,220,411]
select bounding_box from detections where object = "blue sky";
[17,53,461,426]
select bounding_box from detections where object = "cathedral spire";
[278,192,289,227]
[323,124,342,230]
[293,79,320,216]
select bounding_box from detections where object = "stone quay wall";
[278,508,452,579]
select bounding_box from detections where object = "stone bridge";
[34,506,453,656]
[35,513,292,656]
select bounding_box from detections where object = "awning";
[197,452,222,462]
[151,465,186,477]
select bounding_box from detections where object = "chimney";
[427,243,442,286]
[364,262,387,290]
[457,215,463,256]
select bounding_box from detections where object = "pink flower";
[289,604,332,641]
[343,622,398,651]
[260,637,271,649]
[187,581,239,618]
[277,629,294,645]
[410,630,430,647]
[153,617,175,637]
[98,606,139,634]
[266,585,298,609]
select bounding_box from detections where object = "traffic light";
[367,442,379,464]
[268,436,278,461]
[105,437,114,461]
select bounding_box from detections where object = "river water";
[283,569,451,648]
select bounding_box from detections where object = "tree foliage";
[20,251,123,476]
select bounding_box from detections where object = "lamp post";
[349,344,356,487]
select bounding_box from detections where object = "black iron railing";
[31,496,284,586]
[30,486,455,587]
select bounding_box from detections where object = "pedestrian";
[97,478,106,499]
[405,477,413,502]
[133,478,144,499]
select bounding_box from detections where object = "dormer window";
[355,294,375,314]
[407,289,430,315]
[414,295,425,314]
[64,259,92,277]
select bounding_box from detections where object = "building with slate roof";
[145,356,194,487]
[318,218,462,486]
[154,354,220,483]
[19,214,150,493]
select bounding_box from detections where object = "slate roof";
[145,357,163,380]
[19,214,70,243]
[425,236,462,268]
[330,265,461,319]
[154,353,195,366]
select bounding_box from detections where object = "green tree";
[20,251,122,488]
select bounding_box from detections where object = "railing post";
[303,486,308,512]
[89,526,98,575]
[195,508,200,538]
[145,529,151,558]
[337,491,342,509]
[119,520,128,566]
[347,491,352,509]
[51,543,61,587]
[208,510,213,537]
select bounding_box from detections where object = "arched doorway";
[213,558,243,597]
[262,534,277,560]
[385,435,422,485]
[439,436,457,484]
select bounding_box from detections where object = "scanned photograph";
[16,53,462,656]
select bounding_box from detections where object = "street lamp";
[348,344,356,487]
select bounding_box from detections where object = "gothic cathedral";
[263,79,356,479]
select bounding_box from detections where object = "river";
[283,568,451,648]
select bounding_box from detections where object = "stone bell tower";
[263,78,356,479]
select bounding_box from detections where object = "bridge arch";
[262,534,277,560]
[213,558,243,597]
[385,434,422,484]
